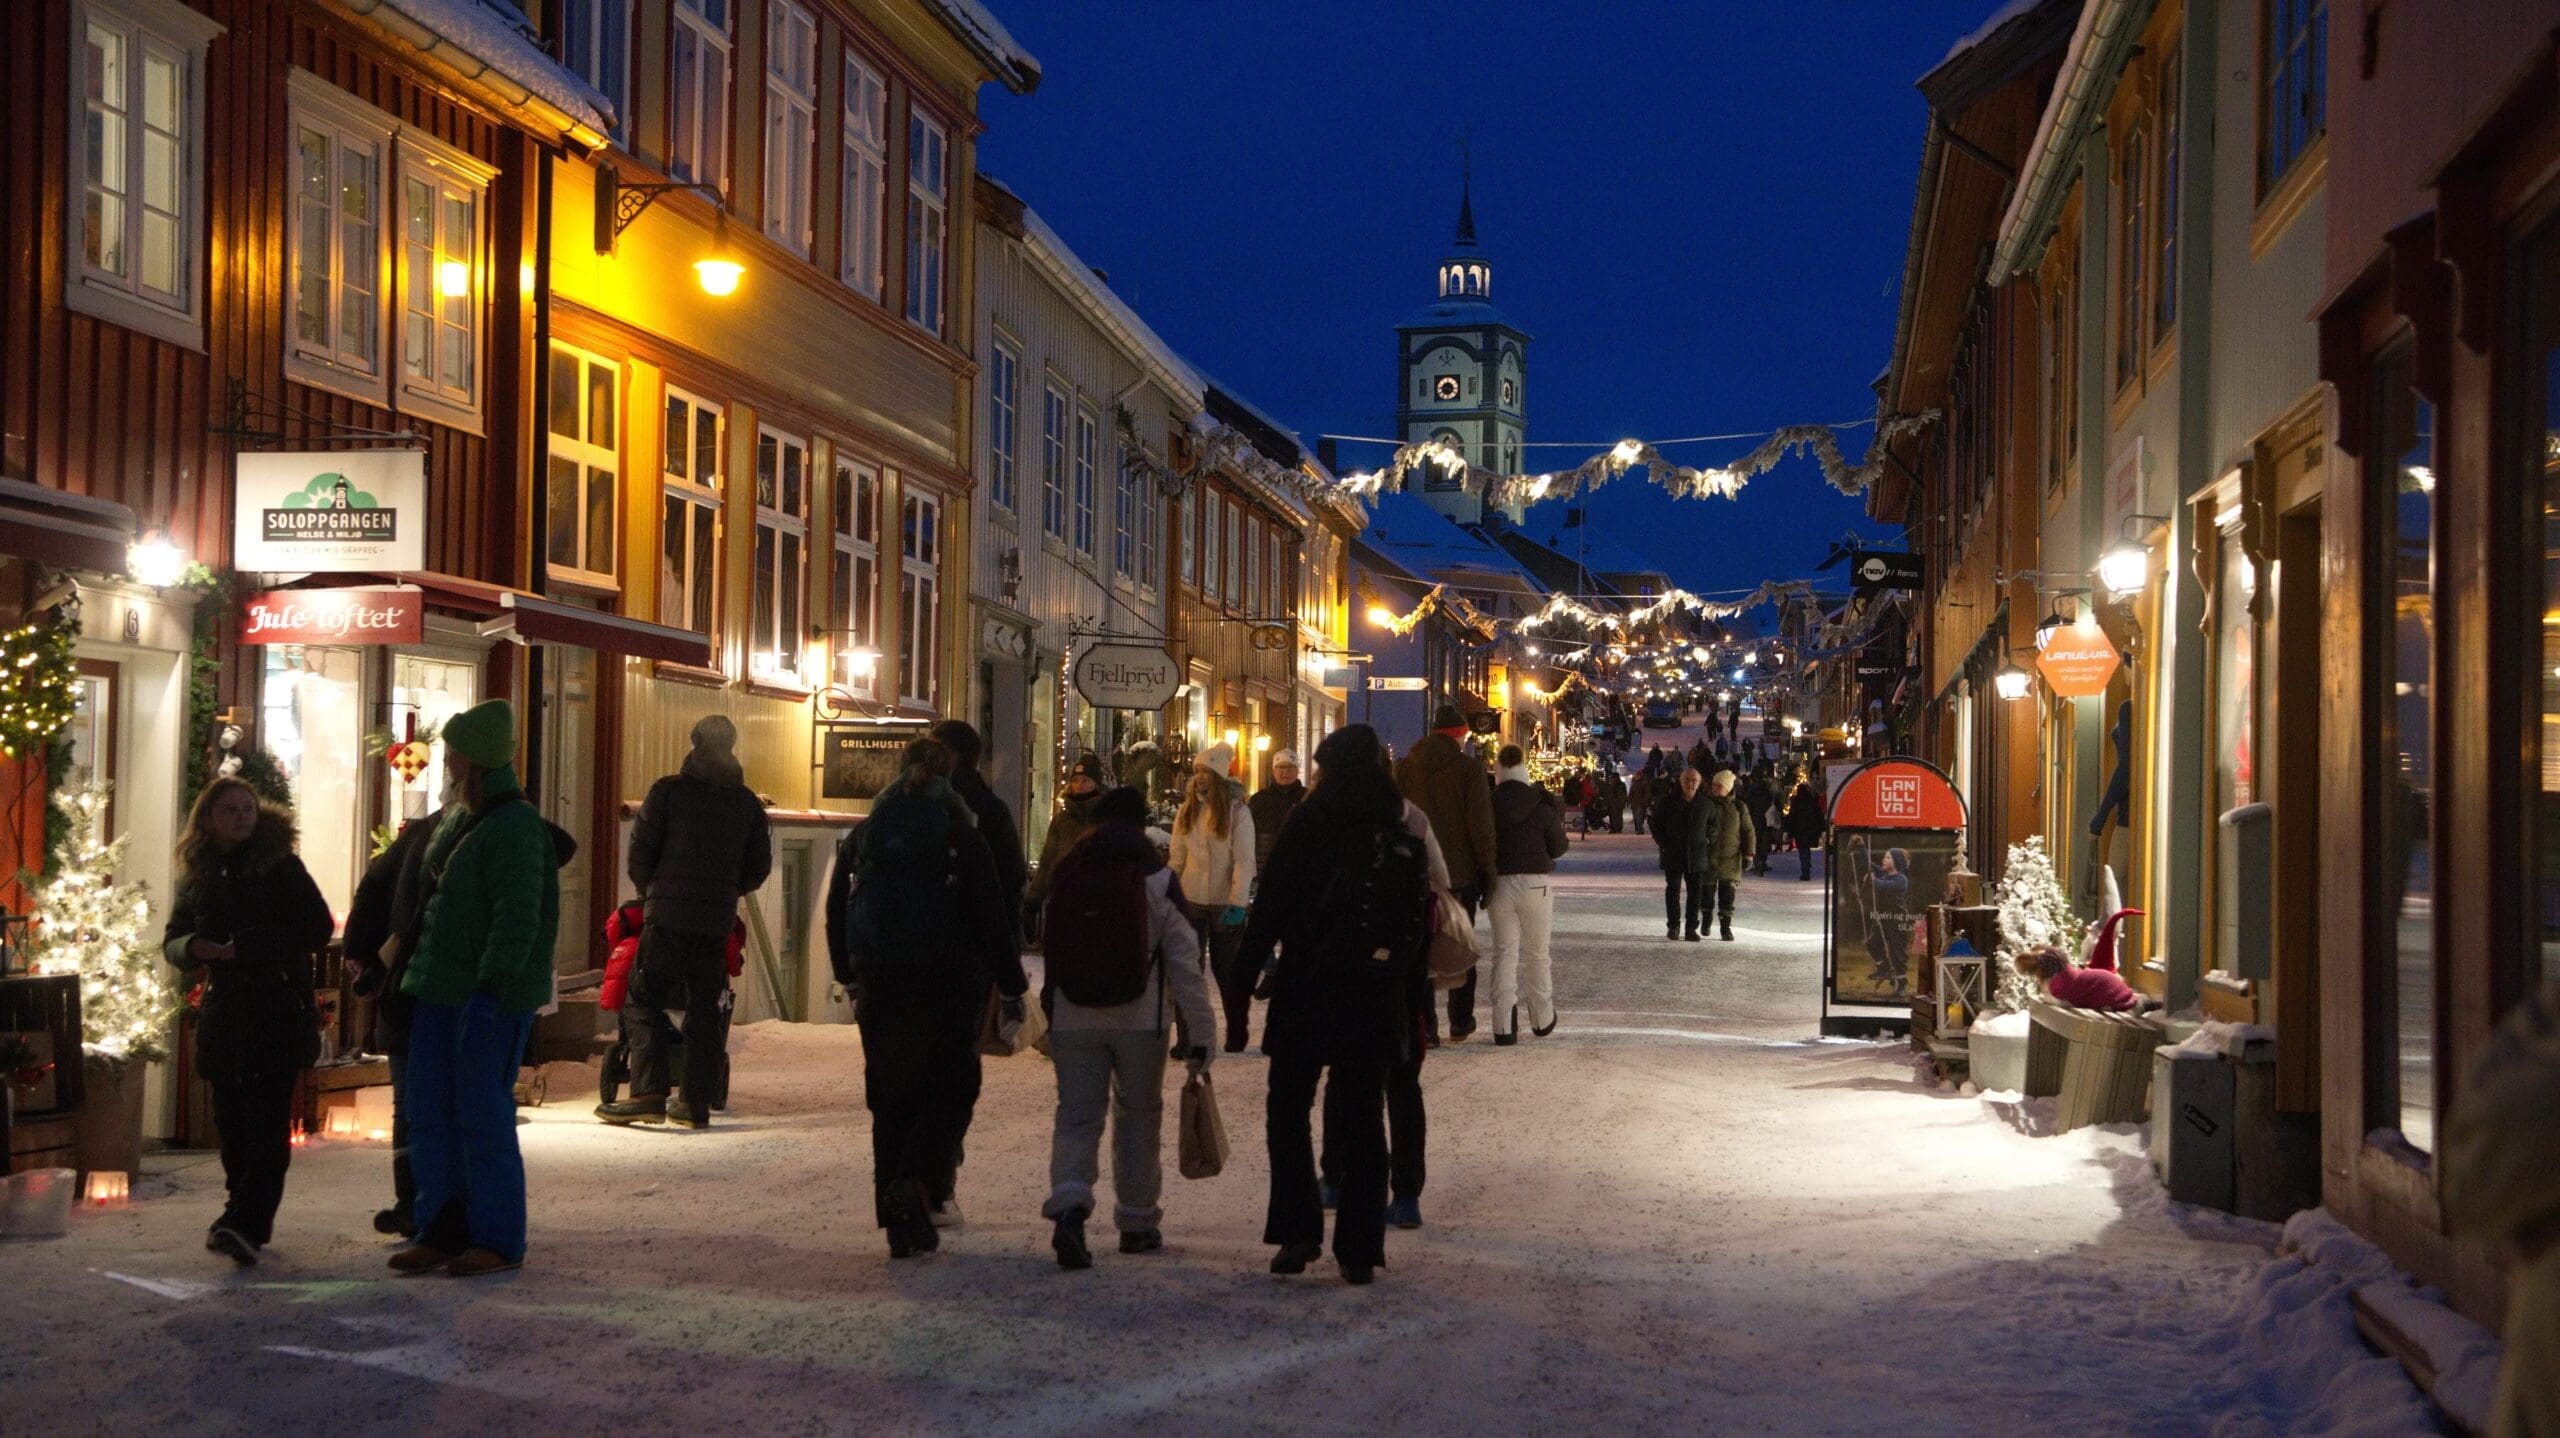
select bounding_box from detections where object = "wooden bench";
[2026,996,2166,1131]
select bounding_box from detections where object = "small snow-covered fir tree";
[1990,836,2085,1010]
[30,778,174,1062]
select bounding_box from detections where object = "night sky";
[977,2,2001,601]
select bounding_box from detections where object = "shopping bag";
[1424,888,1479,991]
[1178,1071,1229,1179]
[975,990,1046,1057]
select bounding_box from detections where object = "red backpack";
[1040,846,1156,1008]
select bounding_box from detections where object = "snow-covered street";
[1,833,2441,1436]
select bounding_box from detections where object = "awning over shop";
[0,477,137,577]
[278,571,713,666]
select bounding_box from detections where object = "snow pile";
[1974,1008,2032,1039]
[2167,1019,2275,1060]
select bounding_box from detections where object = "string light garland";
[0,607,82,758]
[1515,579,1817,636]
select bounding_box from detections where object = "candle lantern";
[1936,935,1991,1040]
[82,1170,130,1207]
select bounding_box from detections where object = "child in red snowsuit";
[599,903,746,1105]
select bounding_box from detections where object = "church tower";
[1394,164,1530,525]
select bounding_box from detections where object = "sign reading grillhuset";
[234,451,425,572]
[1071,643,1182,711]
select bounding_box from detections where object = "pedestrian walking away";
[604,715,772,1131]
[1652,769,1706,940]
[342,796,452,1244]
[1037,786,1217,1269]
[1170,751,1257,1052]
[164,778,335,1267]
[1741,768,1777,875]
[1691,769,1757,942]
[826,736,1029,1260]
[1487,745,1568,1043]
[389,699,565,1278]
[1245,724,1433,1286]
[1785,777,1827,880]
[1395,704,1496,1042]
[1027,753,1108,938]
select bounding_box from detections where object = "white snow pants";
[1487,874,1556,1037]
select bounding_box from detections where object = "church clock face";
[1501,378,1516,405]
[1434,375,1461,402]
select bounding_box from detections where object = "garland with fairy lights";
[1336,408,1942,507]
[0,606,82,760]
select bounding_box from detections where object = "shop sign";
[239,586,423,646]
[1367,677,1428,691]
[821,726,915,801]
[1848,550,1922,594]
[1827,757,1968,831]
[1318,665,1360,690]
[234,451,425,572]
[2036,619,2122,699]
[1072,643,1182,712]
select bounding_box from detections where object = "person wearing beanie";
[1682,767,1756,942]
[1172,759,1258,1052]
[1028,753,1109,919]
[1487,745,1569,1044]
[602,712,774,1130]
[390,699,560,1278]
[1247,749,1307,879]
[1395,705,1496,1042]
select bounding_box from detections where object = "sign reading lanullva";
[233,451,426,573]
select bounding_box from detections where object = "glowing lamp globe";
[2097,543,2149,597]
[1993,663,2033,702]
[125,532,187,587]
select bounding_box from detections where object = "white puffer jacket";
[1169,803,1257,912]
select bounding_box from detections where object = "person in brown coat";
[1393,704,1497,1041]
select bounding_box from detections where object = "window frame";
[2152,42,2183,352]
[1073,402,1100,558]
[903,109,949,334]
[1041,380,1069,543]
[557,0,630,141]
[66,0,220,350]
[1202,489,1223,598]
[668,0,732,193]
[1178,484,1196,588]
[1111,438,1137,583]
[838,50,888,299]
[899,484,943,707]
[2114,118,2149,393]
[832,456,881,697]
[1138,461,1160,598]
[2257,0,2328,201]
[986,335,1019,515]
[750,425,813,686]
[283,72,391,401]
[545,339,622,591]
[761,0,817,257]
[660,384,725,638]
[395,136,490,430]
[2365,338,2437,1155]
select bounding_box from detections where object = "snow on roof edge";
[923,0,1041,93]
[1936,0,2044,70]
[369,0,615,140]
[1003,189,1206,407]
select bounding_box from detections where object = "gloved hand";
[1252,968,1276,1001]
[1220,905,1248,928]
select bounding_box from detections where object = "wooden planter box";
[72,1052,144,1183]
[2027,996,2164,1130]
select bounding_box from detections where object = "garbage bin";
[2151,1045,2235,1210]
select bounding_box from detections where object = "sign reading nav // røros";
[233,451,426,573]
[1072,643,1182,711]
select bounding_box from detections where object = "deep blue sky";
[978,3,2001,597]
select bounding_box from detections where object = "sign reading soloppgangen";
[234,451,426,573]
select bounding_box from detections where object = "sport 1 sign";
[239,586,424,646]
[233,451,426,573]
[1072,643,1182,712]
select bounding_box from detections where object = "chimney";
[1318,437,1338,471]
[1563,506,1584,528]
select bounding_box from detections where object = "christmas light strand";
[0,608,83,758]
[1338,408,1942,507]
[1514,579,1817,636]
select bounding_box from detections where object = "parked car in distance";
[1643,698,1681,729]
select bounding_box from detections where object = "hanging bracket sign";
[1072,643,1182,711]
[2035,618,2122,699]
[233,451,426,572]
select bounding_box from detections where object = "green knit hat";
[441,698,517,769]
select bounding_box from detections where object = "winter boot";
[1532,1010,1559,1038]
[208,1226,258,1268]
[1053,1212,1093,1271]
[1270,1240,1323,1275]
[594,1097,665,1125]
[1119,1229,1163,1255]
[1719,915,1735,942]
[447,1247,522,1278]
[372,1207,416,1239]
[1385,1196,1423,1230]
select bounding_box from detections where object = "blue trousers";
[407,996,535,1261]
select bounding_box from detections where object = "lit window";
[546,342,619,586]
[400,153,481,416]
[1224,500,1243,606]
[904,111,947,331]
[1073,404,1098,557]
[839,53,887,298]
[752,428,810,682]
[987,340,1018,512]
[1178,485,1195,587]
[1243,515,1260,613]
[1138,462,1159,594]
[661,387,722,636]
[833,459,879,694]
[669,0,731,191]
[285,79,385,390]
[1203,490,1222,596]
[70,0,218,347]
[899,487,941,705]
[1041,382,1068,540]
[762,0,816,255]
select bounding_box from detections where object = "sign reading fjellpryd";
[233,451,426,572]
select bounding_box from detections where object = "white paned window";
[284,79,387,394]
[1137,461,1159,594]
[752,428,811,682]
[1202,490,1222,597]
[68,0,218,347]
[762,0,815,255]
[1267,530,1283,617]
[832,459,879,695]
[546,342,619,586]
[1072,405,1099,557]
[1179,486,1195,586]
[839,53,887,299]
[1224,500,1243,606]
[558,0,629,137]
[1041,383,1068,540]
[904,111,947,331]
[668,0,730,191]
[900,487,942,705]
[661,387,722,636]
[987,339,1019,513]
[400,147,481,418]
[1112,441,1136,580]
[1244,515,1260,614]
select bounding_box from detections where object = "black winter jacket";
[949,764,1027,905]
[823,778,1028,1000]
[629,747,773,936]
[1247,780,1306,876]
[1241,786,1427,1067]
[1651,792,1694,873]
[1493,780,1569,876]
[1785,785,1828,842]
[163,815,335,1084]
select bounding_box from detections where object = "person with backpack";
[1690,768,1757,943]
[932,719,1027,913]
[603,716,771,1131]
[1488,746,1569,1045]
[824,737,1027,1260]
[1244,724,1431,1286]
[1395,705,1496,1044]
[1037,786,1216,1271]
[1170,754,1257,1053]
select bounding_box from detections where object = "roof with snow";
[1361,492,1546,598]
[359,0,615,144]
[1508,507,1673,588]
[985,176,1203,406]
[1397,296,1532,337]
[923,0,1040,94]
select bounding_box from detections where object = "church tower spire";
[1454,145,1477,247]
[1397,148,1531,525]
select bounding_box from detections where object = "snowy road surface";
[2,833,2444,1436]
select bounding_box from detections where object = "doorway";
[2271,496,2325,1111]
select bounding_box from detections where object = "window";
[1243,515,1260,614]
[752,428,810,682]
[2153,45,2182,345]
[904,111,948,331]
[669,0,731,191]
[833,460,879,695]
[2521,208,2560,989]
[986,340,1018,512]
[899,488,942,705]
[2114,122,2147,389]
[70,0,217,346]
[839,52,886,297]
[1073,405,1099,557]
[762,0,815,255]
[285,80,385,389]
[546,342,619,585]
[2372,345,2434,1152]
[1179,485,1196,587]
[1111,441,1136,580]
[1041,383,1069,540]
[1224,499,1244,606]
[1138,464,1160,593]
[558,0,629,137]
[2045,277,2075,491]
[661,387,722,635]
[1202,490,1222,596]
[1268,530,1284,617]
[2259,0,2327,197]
[401,151,480,416]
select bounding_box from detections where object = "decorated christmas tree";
[31,778,174,1062]
[1989,836,2085,1011]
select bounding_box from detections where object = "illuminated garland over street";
[1515,579,1817,636]
[1339,408,1941,506]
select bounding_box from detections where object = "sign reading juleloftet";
[1072,643,1182,711]
[240,586,424,646]
[234,451,425,572]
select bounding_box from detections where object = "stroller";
[597,900,741,1111]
